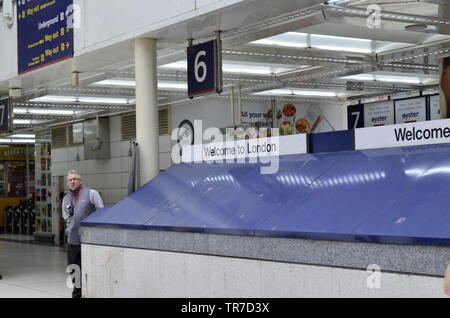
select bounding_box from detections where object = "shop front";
[0,146,35,234]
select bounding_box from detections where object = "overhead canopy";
[82,143,450,246]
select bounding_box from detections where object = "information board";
[429,95,441,120]
[395,97,426,124]
[17,0,74,74]
[364,101,394,127]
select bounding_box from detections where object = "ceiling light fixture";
[161,60,303,76]
[9,134,36,138]
[13,119,49,125]
[0,138,35,144]
[29,95,132,104]
[254,88,338,97]
[250,32,373,54]
[340,72,438,85]
[91,79,188,90]
[77,96,129,104]
[13,119,32,125]
[13,108,76,115]
[92,79,136,87]
[30,95,77,103]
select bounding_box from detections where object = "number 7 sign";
[187,39,222,98]
[0,98,11,133]
[347,104,364,129]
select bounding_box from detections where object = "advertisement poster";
[241,104,272,129]
[395,97,426,124]
[277,103,334,135]
[429,94,441,120]
[364,101,394,127]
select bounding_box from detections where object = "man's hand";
[445,264,450,296]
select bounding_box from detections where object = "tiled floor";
[0,234,72,298]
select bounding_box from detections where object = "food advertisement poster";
[240,102,335,136]
[277,103,334,135]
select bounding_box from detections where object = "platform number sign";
[187,39,222,98]
[347,104,364,129]
[0,98,11,133]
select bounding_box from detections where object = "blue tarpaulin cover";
[82,144,450,246]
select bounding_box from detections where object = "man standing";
[62,170,104,298]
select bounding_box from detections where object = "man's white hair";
[67,170,82,180]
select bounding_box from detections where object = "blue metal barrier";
[82,143,450,246]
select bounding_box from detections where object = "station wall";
[82,244,447,298]
[0,7,18,83]
[50,115,172,208]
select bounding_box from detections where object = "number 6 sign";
[187,39,222,98]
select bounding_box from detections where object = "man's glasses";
[68,178,80,182]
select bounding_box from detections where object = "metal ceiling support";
[12,102,134,110]
[323,4,450,30]
[48,87,136,97]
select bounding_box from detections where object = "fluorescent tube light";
[254,88,337,97]
[11,139,35,143]
[13,119,50,125]
[92,79,136,87]
[91,79,188,90]
[29,95,132,104]
[14,108,76,115]
[250,32,373,54]
[251,32,308,49]
[13,119,32,124]
[161,60,302,76]
[12,108,27,114]
[223,61,297,75]
[0,138,35,144]
[158,81,187,90]
[30,95,77,103]
[310,34,372,54]
[29,109,75,115]
[78,96,129,104]
[161,61,187,70]
[9,134,35,138]
[340,72,438,85]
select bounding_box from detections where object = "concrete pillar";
[135,38,159,186]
